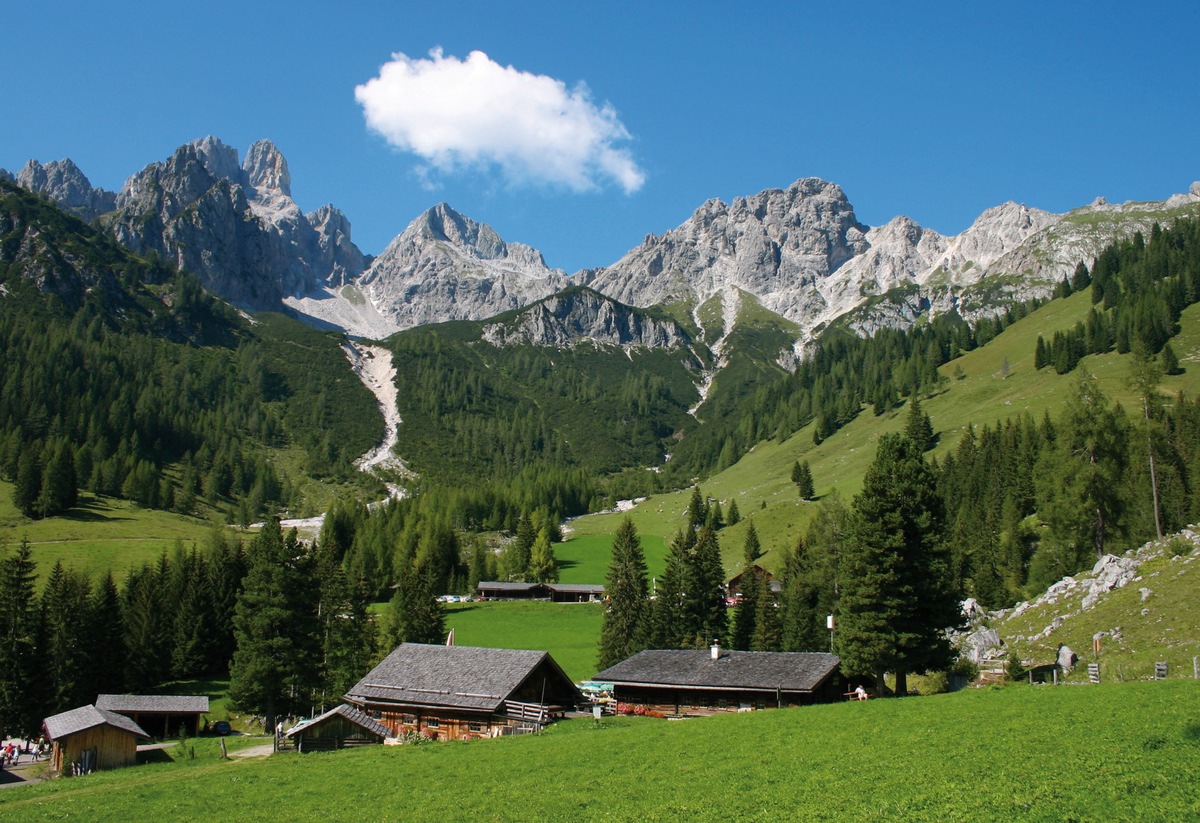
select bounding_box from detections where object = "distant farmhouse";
[476,581,605,602]
[594,646,841,717]
[44,704,150,775]
[342,643,582,742]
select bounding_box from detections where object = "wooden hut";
[344,643,582,741]
[475,581,605,602]
[44,704,150,775]
[95,694,209,739]
[285,704,391,751]
[594,646,841,717]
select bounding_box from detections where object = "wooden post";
[1193,656,1198,680]
[219,738,227,760]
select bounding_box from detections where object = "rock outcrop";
[480,287,691,349]
[356,203,569,329]
[15,158,116,222]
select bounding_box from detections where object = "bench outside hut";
[344,643,582,741]
[95,694,209,739]
[594,645,842,717]
[285,704,390,752]
[44,704,150,776]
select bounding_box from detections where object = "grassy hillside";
[565,289,1200,580]
[2,681,1195,820]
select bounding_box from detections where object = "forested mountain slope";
[0,180,382,523]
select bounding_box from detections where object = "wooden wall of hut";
[51,727,138,775]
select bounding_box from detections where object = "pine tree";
[597,517,650,670]
[528,527,559,583]
[685,524,728,648]
[12,449,41,519]
[1161,342,1181,375]
[649,529,692,649]
[793,460,815,500]
[0,540,44,736]
[835,434,956,696]
[228,519,320,732]
[751,581,782,652]
[905,397,935,452]
[88,572,126,695]
[42,562,94,713]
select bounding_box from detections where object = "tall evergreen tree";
[835,433,956,696]
[597,517,650,670]
[685,524,728,648]
[528,527,559,583]
[42,562,93,713]
[0,540,43,736]
[730,523,765,650]
[649,529,692,649]
[793,460,815,500]
[905,396,935,452]
[88,572,126,696]
[228,519,320,731]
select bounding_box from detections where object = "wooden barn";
[476,581,605,602]
[727,565,782,599]
[594,646,841,717]
[95,694,209,739]
[343,643,582,741]
[43,704,150,776]
[285,704,391,752]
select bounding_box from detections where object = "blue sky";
[3,1,1198,273]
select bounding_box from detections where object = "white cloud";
[355,49,645,194]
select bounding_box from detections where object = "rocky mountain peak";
[15,158,116,222]
[243,139,292,198]
[187,136,242,184]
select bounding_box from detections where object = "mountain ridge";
[7,138,1199,349]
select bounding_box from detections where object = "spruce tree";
[794,460,815,500]
[42,562,93,712]
[905,396,935,452]
[597,517,650,670]
[0,540,43,736]
[228,519,320,732]
[88,572,126,696]
[751,580,782,652]
[835,433,955,696]
[686,524,728,648]
[649,529,692,649]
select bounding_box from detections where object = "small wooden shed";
[44,704,150,776]
[95,694,209,739]
[285,704,391,752]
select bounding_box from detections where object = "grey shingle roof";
[44,704,150,741]
[594,650,840,693]
[345,643,561,712]
[95,694,209,714]
[546,584,605,594]
[286,703,390,739]
[477,581,539,592]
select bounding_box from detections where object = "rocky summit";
[7,136,1200,347]
[479,287,692,349]
[355,203,569,330]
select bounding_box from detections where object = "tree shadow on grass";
[64,498,133,523]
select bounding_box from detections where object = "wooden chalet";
[727,565,782,598]
[95,694,209,739]
[285,704,391,752]
[476,581,605,602]
[43,704,150,775]
[343,643,583,741]
[594,646,842,717]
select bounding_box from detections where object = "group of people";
[0,737,47,767]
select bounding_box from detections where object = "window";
[425,717,440,729]
[468,722,485,733]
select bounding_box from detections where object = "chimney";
[710,642,721,660]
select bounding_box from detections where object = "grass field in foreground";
[2,681,1196,821]
[443,600,604,682]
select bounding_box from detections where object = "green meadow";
[443,601,604,682]
[3,681,1196,820]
